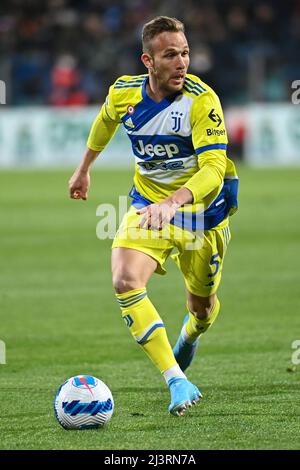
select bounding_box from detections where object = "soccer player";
[69,16,238,416]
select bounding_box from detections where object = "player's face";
[148,32,190,94]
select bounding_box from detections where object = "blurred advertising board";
[0,106,132,168]
[225,104,300,165]
[244,104,300,165]
[0,104,299,167]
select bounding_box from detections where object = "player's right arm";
[69,148,97,200]
[69,83,121,200]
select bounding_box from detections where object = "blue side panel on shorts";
[129,179,238,230]
[224,177,239,213]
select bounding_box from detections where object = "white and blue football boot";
[168,377,202,416]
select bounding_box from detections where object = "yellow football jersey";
[87,74,238,230]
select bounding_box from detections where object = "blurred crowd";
[0,0,300,106]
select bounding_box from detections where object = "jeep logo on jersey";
[208,109,222,127]
[135,140,179,158]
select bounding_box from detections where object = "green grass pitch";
[0,166,300,450]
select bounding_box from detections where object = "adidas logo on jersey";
[125,118,135,128]
[135,140,179,158]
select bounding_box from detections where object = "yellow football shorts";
[112,206,231,297]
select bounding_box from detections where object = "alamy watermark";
[291,339,300,365]
[291,80,300,104]
[96,196,205,250]
[0,340,6,364]
[0,80,6,104]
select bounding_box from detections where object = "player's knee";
[112,272,142,294]
[188,295,216,320]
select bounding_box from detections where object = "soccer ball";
[54,375,114,430]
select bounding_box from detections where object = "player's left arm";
[181,89,227,203]
[139,90,227,229]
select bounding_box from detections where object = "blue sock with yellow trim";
[115,288,180,375]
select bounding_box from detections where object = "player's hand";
[137,201,178,230]
[69,169,90,200]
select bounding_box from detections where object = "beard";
[154,72,185,94]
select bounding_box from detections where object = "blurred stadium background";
[0,0,300,166]
[1,0,300,451]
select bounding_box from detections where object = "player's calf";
[173,297,221,371]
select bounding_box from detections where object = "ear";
[141,53,153,71]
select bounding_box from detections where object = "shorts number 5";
[208,253,220,278]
